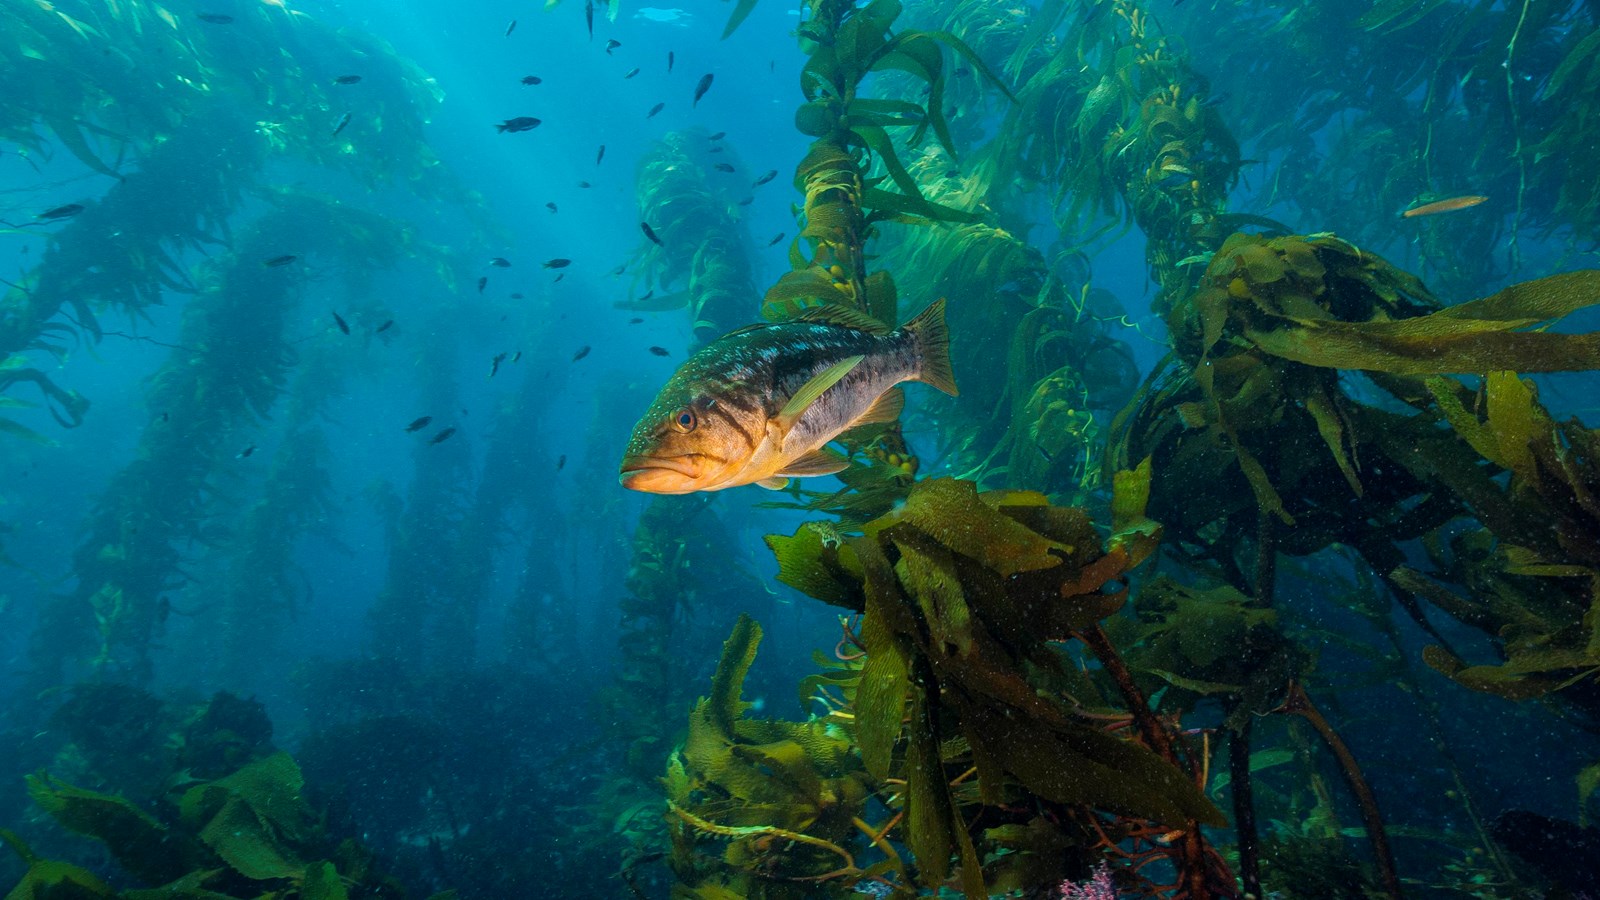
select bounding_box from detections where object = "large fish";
[619,300,956,494]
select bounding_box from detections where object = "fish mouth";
[619,454,707,493]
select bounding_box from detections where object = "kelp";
[633,132,761,340]
[27,193,433,689]
[7,691,422,899]
[707,478,1233,898]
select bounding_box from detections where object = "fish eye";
[672,408,697,433]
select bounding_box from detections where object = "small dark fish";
[490,352,508,378]
[332,311,350,335]
[596,144,606,165]
[944,168,961,177]
[668,51,675,73]
[489,257,512,268]
[628,317,644,324]
[405,416,433,433]
[585,0,594,38]
[554,273,565,283]
[577,180,592,188]
[545,258,571,269]
[767,233,785,246]
[708,146,724,153]
[753,169,778,187]
[737,196,754,206]
[197,13,233,24]
[496,117,541,133]
[522,75,542,85]
[639,289,655,302]
[332,112,352,136]
[546,202,558,213]
[376,319,394,333]
[624,67,640,79]
[505,19,517,36]
[709,131,726,140]
[605,39,621,54]
[648,346,670,356]
[769,60,775,72]
[612,264,627,275]
[159,412,170,423]
[573,345,592,361]
[641,222,664,246]
[429,427,457,445]
[36,203,85,220]
[714,163,735,173]
[478,276,488,293]
[236,444,255,458]
[556,454,567,471]
[646,102,665,119]
[263,254,297,268]
[512,351,523,362]
[334,75,363,85]
[693,73,713,106]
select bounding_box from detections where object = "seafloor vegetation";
[2,0,1599,897]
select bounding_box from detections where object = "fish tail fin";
[494,124,507,134]
[903,298,958,397]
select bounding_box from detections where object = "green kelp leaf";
[1207,748,1297,797]
[1109,457,1161,569]
[197,796,304,881]
[200,752,313,843]
[855,613,909,781]
[903,687,985,895]
[301,862,350,900]
[721,0,760,39]
[765,523,864,608]
[1579,761,1600,826]
[1485,371,1539,483]
[25,773,191,885]
[1246,270,1600,374]
[869,478,1064,577]
[1,827,117,900]
[710,614,762,738]
[961,702,1224,827]
[891,528,973,656]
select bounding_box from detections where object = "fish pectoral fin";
[854,387,904,427]
[776,354,866,430]
[756,476,791,490]
[778,449,850,478]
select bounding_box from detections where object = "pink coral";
[1057,862,1118,900]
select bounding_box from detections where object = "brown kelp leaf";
[869,477,1065,576]
[892,527,974,656]
[301,861,350,900]
[960,701,1224,826]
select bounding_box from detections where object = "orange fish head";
[619,391,759,494]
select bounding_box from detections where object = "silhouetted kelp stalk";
[631,131,761,341]
[27,194,421,690]
[0,0,451,445]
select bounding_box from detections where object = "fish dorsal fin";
[794,304,891,335]
[778,448,850,478]
[777,354,865,428]
[855,387,904,427]
[756,476,790,490]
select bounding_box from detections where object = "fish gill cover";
[0,0,1598,899]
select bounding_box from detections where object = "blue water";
[2,0,1599,897]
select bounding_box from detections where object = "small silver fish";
[619,300,956,494]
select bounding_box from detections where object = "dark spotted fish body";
[619,300,955,494]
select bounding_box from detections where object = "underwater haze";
[2,0,1600,897]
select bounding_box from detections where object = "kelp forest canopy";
[1,0,1599,898]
